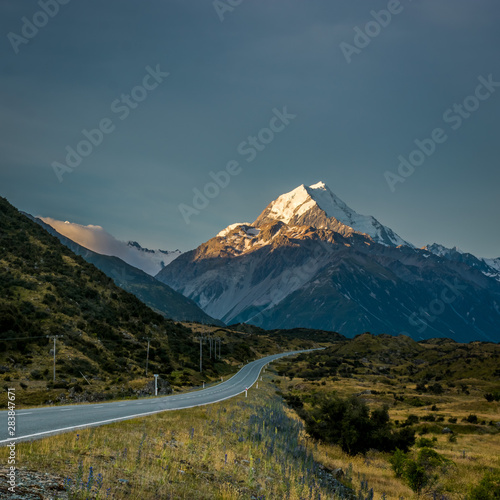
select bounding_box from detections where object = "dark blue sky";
[1,0,499,257]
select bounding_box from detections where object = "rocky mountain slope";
[156,183,500,342]
[253,182,411,246]
[423,243,500,282]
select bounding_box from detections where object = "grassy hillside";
[273,333,500,498]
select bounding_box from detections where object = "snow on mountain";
[39,217,181,275]
[217,223,252,237]
[255,182,412,247]
[156,182,500,341]
[424,243,500,282]
[484,257,500,273]
[423,243,463,258]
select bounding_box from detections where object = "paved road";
[0,349,317,445]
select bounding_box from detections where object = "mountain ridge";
[156,183,500,342]
[423,243,500,282]
[252,182,412,247]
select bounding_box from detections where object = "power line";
[0,335,50,341]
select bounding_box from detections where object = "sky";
[1,0,499,257]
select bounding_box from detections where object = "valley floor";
[1,367,499,499]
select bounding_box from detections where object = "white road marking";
[0,350,317,445]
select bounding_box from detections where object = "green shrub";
[391,447,454,495]
[466,414,479,424]
[30,369,43,380]
[389,449,407,478]
[422,414,436,422]
[403,414,419,426]
[468,470,500,499]
[428,383,444,395]
[416,437,436,448]
[484,392,500,403]
[404,459,429,494]
[299,395,415,455]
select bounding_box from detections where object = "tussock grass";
[1,377,357,499]
[275,342,500,499]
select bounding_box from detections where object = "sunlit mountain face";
[156,183,500,343]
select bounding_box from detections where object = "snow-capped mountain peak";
[424,242,500,283]
[423,243,464,257]
[255,182,412,247]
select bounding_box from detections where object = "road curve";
[1,349,318,445]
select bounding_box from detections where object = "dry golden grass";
[0,377,361,499]
[278,368,500,499]
[1,364,499,499]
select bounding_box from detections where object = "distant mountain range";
[27,215,220,325]
[156,182,500,342]
[422,243,500,282]
[39,217,181,275]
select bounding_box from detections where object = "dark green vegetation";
[0,197,321,407]
[229,323,345,343]
[276,333,500,388]
[275,332,500,497]
[468,470,500,500]
[390,447,455,496]
[287,393,415,455]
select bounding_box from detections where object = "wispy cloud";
[40,217,180,275]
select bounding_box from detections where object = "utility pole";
[141,337,153,376]
[145,339,151,376]
[199,336,203,373]
[209,336,212,359]
[48,335,63,382]
[154,374,159,396]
